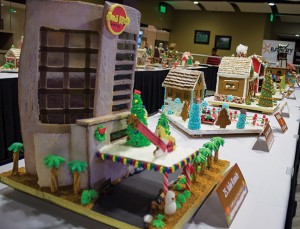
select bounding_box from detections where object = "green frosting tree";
[236,113,246,129]
[210,137,225,162]
[7,142,24,175]
[67,160,88,194]
[81,189,98,205]
[44,154,66,192]
[202,142,216,169]
[126,90,151,147]
[258,72,274,107]
[156,112,171,135]
[280,75,286,92]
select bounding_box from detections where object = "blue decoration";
[227,95,233,102]
[236,114,246,129]
[167,109,173,115]
[222,102,229,110]
[174,98,181,104]
[161,105,165,111]
[202,100,208,108]
[188,102,201,130]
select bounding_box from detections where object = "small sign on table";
[215,164,248,226]
[252,122,274,152]
[279,101,290,118]
[285,87,296,100]
[274,112,288,133]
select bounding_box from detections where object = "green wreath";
[95,125,106,142]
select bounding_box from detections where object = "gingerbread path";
[0,158,229,229]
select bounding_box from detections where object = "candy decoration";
[163,172,169,196]
[252,115,257,125]
[185,164,191,191]
[94,125,106,142]
[261,114,266,125]
[234,111,238,119]
[229,112,233,120]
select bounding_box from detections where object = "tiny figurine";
[180,101,189,121]
[164,191,177,215]
[215,108,231,128]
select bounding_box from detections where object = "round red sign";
[106,4,130,35]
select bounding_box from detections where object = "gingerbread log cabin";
[18,0,141,189]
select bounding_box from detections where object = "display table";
[0,73,22,165]
[0,86,299,228]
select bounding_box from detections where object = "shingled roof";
[218,57,252,77]
[162,68,204,91]
[5,48,21,59]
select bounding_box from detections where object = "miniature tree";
[67,160,88,194]
[156,112,171,135]
[258,72,274,107]
[188,102,201,130]
[126,90,151,147]
[198,148,209,175]
[180,101,189,121]
[280,75,286,92]
[236,113,246,129]
[215,108,231,128]
[211,137,225,162]
[203,142,217,169]
[193,152,206,179]
[81,189,98,205]
[44,154,66,192]
[7,142,24,175]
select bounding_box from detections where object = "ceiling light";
[268,3,275,6]
[296,34,300,37]
[193,1,199,4]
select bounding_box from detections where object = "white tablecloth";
[0,87,299,229]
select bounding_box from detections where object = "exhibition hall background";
[1,0,299,58]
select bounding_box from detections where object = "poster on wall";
[262,40,295,66]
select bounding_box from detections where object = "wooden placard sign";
[215,164,248,226]
[274,112,288,133]
[285,88,296,100]
[279,101,290,118]
[252,122,274,152]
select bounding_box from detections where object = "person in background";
[206,48,221,65]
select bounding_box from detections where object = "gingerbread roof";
[162,68,205,91]
[5,48,21,59]
[218,57,252,77]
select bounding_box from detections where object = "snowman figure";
[164,191,177,215]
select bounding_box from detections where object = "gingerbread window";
[112,32,136,113]
[38,27,99,124]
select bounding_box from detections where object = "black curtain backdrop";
[0,78,22,165]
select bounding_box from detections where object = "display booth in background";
[262,40,295,66]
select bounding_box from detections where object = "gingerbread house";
[162,68,206,104]
[216,57,258,99]
[18,0,141,189]
[5,46,21,69]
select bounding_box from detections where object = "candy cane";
[185,164,191,191]
[163,172,169,196]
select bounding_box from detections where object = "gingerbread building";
[216,56,258,99]
[162,68,206,104]
[19,0,141,189]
